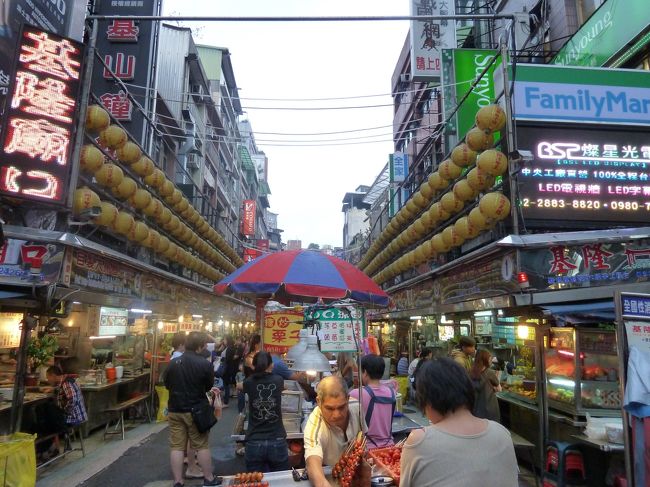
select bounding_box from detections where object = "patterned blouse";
[56,375,88,425]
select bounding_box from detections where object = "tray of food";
[367,445,402,486]
[229,471,268,487]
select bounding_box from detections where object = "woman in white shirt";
[400,358,518,487]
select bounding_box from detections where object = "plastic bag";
[0,433,36,487]
[155,385,169,422]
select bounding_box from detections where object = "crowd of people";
[162,331,519,487]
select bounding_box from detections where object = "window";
[576,0,606,24]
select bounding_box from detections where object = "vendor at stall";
[303,376,362,487]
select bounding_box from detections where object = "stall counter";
[223,467,332,487]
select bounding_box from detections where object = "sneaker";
[235,446,245,456]
[203,476,223,486]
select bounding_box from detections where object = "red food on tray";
[368,446,402,485]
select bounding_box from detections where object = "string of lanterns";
[358,104,511,285]
[74,104,244,281]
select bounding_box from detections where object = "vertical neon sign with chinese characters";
[0,25,84,205]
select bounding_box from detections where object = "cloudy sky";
[161,0,410,249]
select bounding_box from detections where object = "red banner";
[240,199,256,236]
[263,310,303,354]
[243,247,262,263]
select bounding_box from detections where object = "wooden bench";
[103,393,151,440]
[510,430,540,487]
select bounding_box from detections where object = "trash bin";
[0,433,37,487]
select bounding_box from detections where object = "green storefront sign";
[552,0,650,68]
[442,49,497,140]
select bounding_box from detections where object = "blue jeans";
[244,438,289,473]
[237,390,245,414]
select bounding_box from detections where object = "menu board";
[0,313,22,348]
[98,307,128,336]
[517,124,650,226]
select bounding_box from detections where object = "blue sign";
[621,293,650,319]
[390,152,408,183]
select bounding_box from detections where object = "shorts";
[168,411,210,451]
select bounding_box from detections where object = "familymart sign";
[513,64,650,126]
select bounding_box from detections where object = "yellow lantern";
[144,168,165,189]
[116,141,142,165]
[111,177,137,200]
[72,187,100,216]
[131,156,155,177]
[428,202,450,224]
[451,143,477,167]
[439,159,462,181]
[431,233,451,253]
[176,197,189,213]
[94,163,124,188]
[113,211,135,236]
[160,178,175,197]
[440,192,464,214]
[143,197,163,219]
[468,206,493,230]
[168,188,183,205]
[452,179,478,202]
[479,192,511,220]
[129,188,152,210]
[79,144,104,173]
[465,127,494,152]
[164,243,177,260]
[94,201,119,227]
[405,199,418,214]
[414,244,427,264]
[424,239,436,259]
[428,172,448,191]
[85,104,110,133]
[128,221,150,243]
[420,180,434,199]
[156,235,170,254]
[475,104,506,133]
[142,229,160,249]
[442,226,465,248]
[413,218,426,237]
[419,211,434,232]
[98,125,127,149]
[157,207,172,225]
[454,217,480,240]
[412,191,427,208]
[477,149,508,176]
[395,212,407,227]
[466,167,495,191]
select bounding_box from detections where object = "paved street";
[79,405,246,487]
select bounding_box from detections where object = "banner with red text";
[263,310,303,354]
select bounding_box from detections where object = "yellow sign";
[263,310,303,354]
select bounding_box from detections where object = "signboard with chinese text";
[517,124,650,226]
[409,0,456,81]
[0,24,84,205]
[98,306,128,336]
[513,64,650,126]
[64,249,142,298]
[0,238,64,284]
[91,0,159,142]
[620,293,650,354]
[308,307,366,353]
[0,312,23,348]
[521,242,650,291]
[179,320,201,332]
[263,310,303,354]
[389,152,408,183]
[161,322,178,334]
[240,199,256,236]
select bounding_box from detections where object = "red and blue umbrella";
[213,250,389,307]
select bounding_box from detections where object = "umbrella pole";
[256,298,267,347]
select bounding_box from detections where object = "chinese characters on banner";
[179,320,201,332]
[0,25,84,204]
[263,310,303,354]
[521,242,650,289]
[309,307,366,353]
[517,125,650,225]
[91,0,159,137]
[409,0,456,81]
[240,199,256,236]
[621,293,650,354]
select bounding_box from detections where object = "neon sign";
[0,25,84,205]
[517,125,650,226]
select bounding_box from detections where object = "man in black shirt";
[165,332,221,487]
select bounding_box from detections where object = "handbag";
[191,401,218,433]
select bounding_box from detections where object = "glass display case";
[544,327,620,417]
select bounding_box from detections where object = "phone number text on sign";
[310,307,366,353]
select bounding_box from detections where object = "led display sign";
[517,125,650,226]
[0,24,84,205]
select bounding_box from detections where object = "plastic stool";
[541,441,587,487]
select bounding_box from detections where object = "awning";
[239,146,255,172]
[541,300,615,324]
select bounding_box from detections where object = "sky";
[161,0,410,249]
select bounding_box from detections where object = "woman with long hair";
[336,352,355,388]
[244,334,262,377]
[469,349,501,422]
[400,358,517,487]
[243,351,288,473]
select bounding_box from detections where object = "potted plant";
[26,335,58,385]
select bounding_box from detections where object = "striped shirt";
[303,400,361,466]
[56,376,88,425]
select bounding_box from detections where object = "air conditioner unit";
[187,154,199,169]
[400,73,411,83]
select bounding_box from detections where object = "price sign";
[517,125,650,226]
[263,310,303,354]
[0,24,84,205]
[310,307,366,353]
